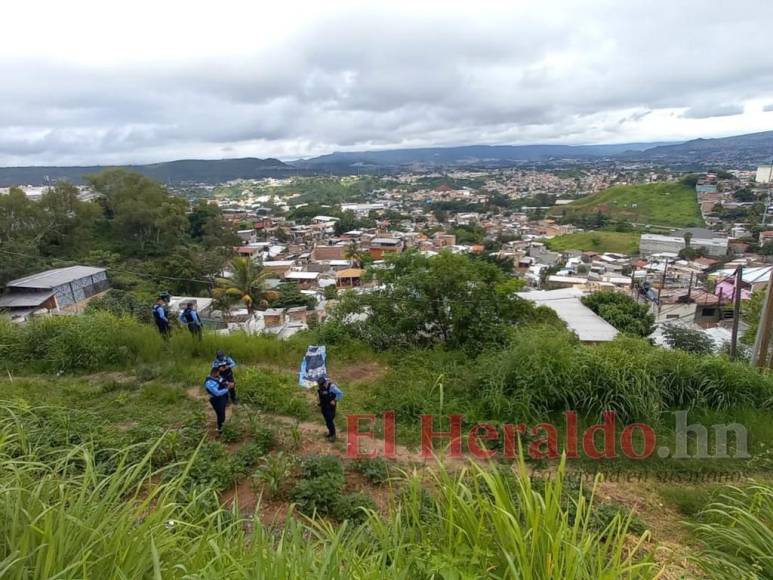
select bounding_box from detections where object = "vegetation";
[559,182,703,227]
[545,231,641,254]
[582,291,655,337]
[662,324,716,354]
[0,407,656,578]
[689,483,773,578]
[330,250,543,352]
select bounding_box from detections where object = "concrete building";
[755,164,773,184]
[640,233,728,257]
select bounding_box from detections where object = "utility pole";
[687,271,694,302]
[730,266,743,360]
[657,259,669,314]
[751,267,773,367]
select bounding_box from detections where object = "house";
[336,268,366,289]
[0,266,109,319]
[369,237,404,259]
[284,271,320,289]
[516,288,619,343]
[311,244,347,261]
[169,297,214,319]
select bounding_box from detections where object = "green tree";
[88,169,188,256]
[661,324,715,354]
[331,250,533,352]
[581,291,655,337]
[214,257,276,312]
[0,187,42,284]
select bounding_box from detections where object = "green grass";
[545,231,641,254]
[559,182,703,227]
[0,406,658,578]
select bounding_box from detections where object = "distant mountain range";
[295,142,672,168]
[3,130,773,186]
[0,157,292,187]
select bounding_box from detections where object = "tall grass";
[0,403,658,579]
[474,327,773,421]
[689,483,773,578]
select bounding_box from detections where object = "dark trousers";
[156,322,170,339]
[209,395,228,432]
[228,385,238,404]
[321,405,336,437]
[188,324,202,340]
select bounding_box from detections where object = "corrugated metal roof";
[0,290,55,308]
[8,266,106,289]
[517,288,619,342]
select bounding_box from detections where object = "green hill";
[558,182,703,227]
[545,231,640,254]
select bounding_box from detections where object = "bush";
[85,289,151,322]
[661,324,715,354]
[300,455,345,481]
[352,457,391,485]
[252,452,295,499]
[582,291,655,337]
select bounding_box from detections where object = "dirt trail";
[185,366,697,573]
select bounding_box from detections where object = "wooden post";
[752,267,773,367]
[730,267,743,360]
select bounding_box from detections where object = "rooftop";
[8,266,106,289]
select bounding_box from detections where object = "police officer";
[204,362,230,434]
[214,351,238,404]
[317,376,338,441]
[152,296,170,339]
[179,302,203,340]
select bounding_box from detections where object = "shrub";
[290,472,345,516]
[300,455,345,481]
[220,420,243,444]
[352,457,391,485]
[238,368,311,419]
[661,324,715,354]
[582,291,655,337]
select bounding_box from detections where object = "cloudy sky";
[3,0,773,165]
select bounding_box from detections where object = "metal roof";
[0,290,55,308]
[7,266,106,289]
[517,288,619,342]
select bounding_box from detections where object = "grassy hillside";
[559,182,703,227]
[546,231,641,254]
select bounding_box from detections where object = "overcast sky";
[3,0,773,165]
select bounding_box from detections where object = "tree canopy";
[330,250,548,352]
[581,291,655,337]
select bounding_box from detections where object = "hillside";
[630,130,773,167]
[545,231,641,254]
[557,182,703,227]
[0,157,292,186]
[296,142,671,169]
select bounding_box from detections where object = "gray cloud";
[2,0,773,165]
[681,103,745,119]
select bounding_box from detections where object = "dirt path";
[185,368,699,574]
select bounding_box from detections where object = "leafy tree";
[214,257,276,312]
[0,188,43,284]
[733,188,756,203]
[344,241,369,268]
[37,183,100,257]
[451,224,486,245]
[661,324,715,354]
[581,291,655,337]
[270,282,316,310]
[85,289,151,322]
[88,169,188,256]
[330,250,534,352]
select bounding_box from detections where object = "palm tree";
[344,241,368,268]
[683,231,693,249]
[214,257,277,313]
